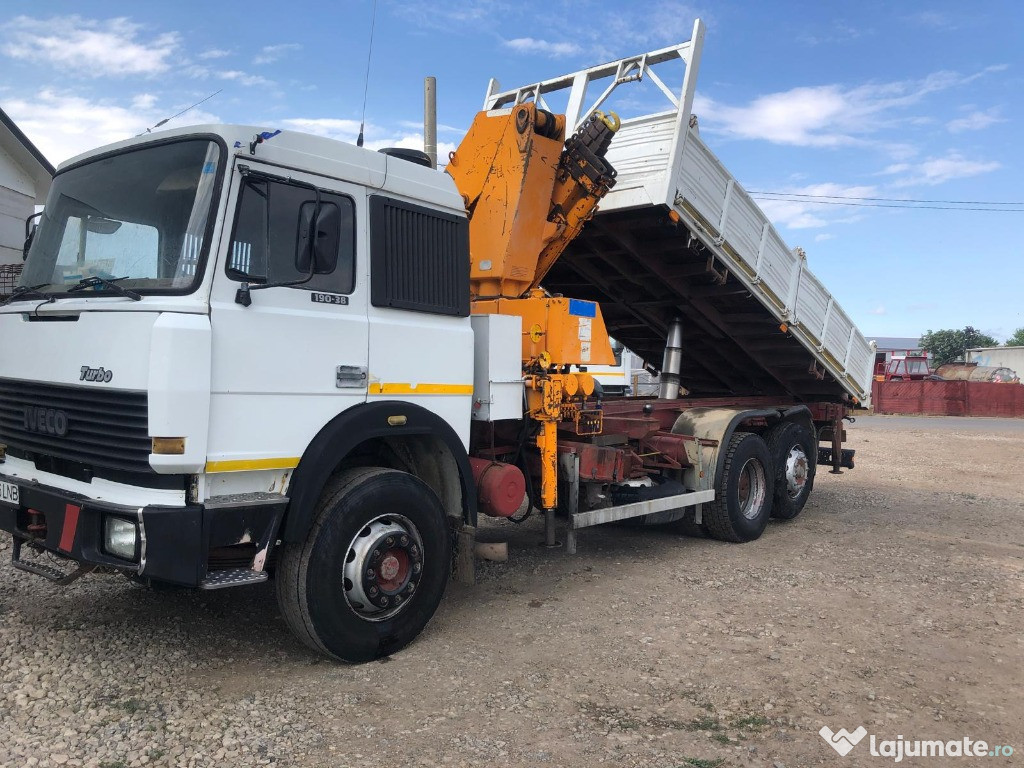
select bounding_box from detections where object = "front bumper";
[0,473,287,587]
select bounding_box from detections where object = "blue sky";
[1,1,1021,341]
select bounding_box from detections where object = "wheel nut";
[366,568,375,579]
[369,586,378,596]
[385,536,395,547]
[400,535,409,546]
[412,563,422,574]
[371,550,381,561]
[379,596,389,607]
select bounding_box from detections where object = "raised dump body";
[485,20,875,406]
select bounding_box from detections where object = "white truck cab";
[0,126,481,658]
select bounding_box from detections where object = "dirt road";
[2,414,1022,767]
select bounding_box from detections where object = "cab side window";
[227,176,355,294]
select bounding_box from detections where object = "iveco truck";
[0,21,871,661]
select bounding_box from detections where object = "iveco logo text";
[80,366,113,383]
[24,406,69,437]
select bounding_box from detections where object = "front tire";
[276,468,452,662]
[703,432,774,543]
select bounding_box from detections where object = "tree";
[1006,327,1024,347]
[919,326,999,368]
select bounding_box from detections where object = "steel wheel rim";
[343,514,424,622]
[785,445,809,499]
[737,457,767,520]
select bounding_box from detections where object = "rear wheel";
[703,432,774,542]
[276,468,451,662]
[766,422,816,520]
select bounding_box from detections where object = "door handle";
[336,365,367,388]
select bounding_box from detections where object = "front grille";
[0,378,151,473]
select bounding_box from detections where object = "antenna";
[356,0,379,147]
[139,89,223,136]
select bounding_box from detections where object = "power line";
[748,190,1022,206]
[748,196,1023,212]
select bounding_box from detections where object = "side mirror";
[23,211,42,260]
[296,202,340,275]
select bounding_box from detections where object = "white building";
[0,107,53,273]
[967,346,1024,377]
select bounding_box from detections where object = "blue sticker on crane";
[568,299,597,318]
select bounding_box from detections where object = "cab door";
[207,161,368,477]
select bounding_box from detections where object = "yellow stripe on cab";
[368,382,473,396]
[205,457,301,473]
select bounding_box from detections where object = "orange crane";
[447,102,621,511]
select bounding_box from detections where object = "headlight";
[103,517,139,561]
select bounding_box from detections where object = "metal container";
[935,364,1019,383]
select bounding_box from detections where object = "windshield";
[19,139,222,296]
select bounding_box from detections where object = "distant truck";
[0,21,871,661]
[584,339,637,396]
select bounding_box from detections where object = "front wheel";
[276,468,452,662]
[703,432,774,543]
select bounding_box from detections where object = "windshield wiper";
[1,283,52,306]
[66,276,142,301]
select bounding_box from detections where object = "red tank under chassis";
[469,458,527,518]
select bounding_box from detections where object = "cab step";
[199,568,269,590]
[11,538,96,585]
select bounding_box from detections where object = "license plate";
[0,480,19,507]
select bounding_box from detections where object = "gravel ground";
[2,413,1022,767]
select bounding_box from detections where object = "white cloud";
[1,15,179,76]
[947,108,1004,133]
[253,43,301,65]
[198,48,231,60]
[757,198,828,229]
[869,305,887,315]
[3,90,218,165]
[370,134,459,167]
[131,93,158,110]
[595,2,705,52]
[279,119,458,166]
[398,119,464,134]
[752,183,877,230]
[393,1,704,59]
[882,152,1001,187]
[694,66,1005,151]
[879,163,910,175]
[218,70,274,87]
[280,118,366,142]
[503,38,581,58]
[814,233,836,242]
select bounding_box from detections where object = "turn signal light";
[152,437,186,455]
[779,323,789,333]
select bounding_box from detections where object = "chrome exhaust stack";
[659,317,684,399]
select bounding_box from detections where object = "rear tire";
[276,468,451,662]
[703,432,774,542]
[766,422,816,520]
